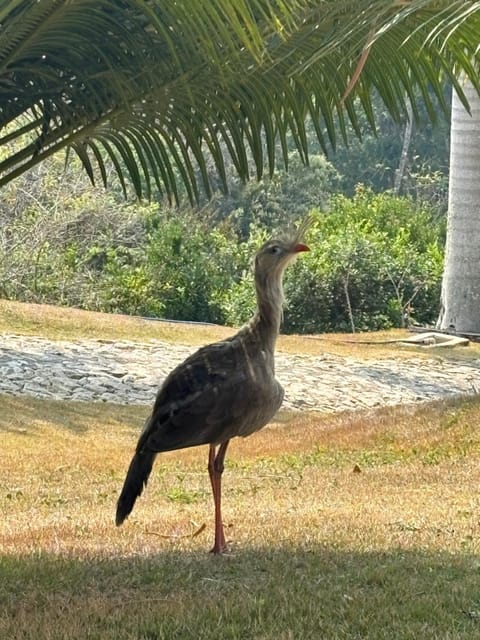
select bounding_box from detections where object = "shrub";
[220,188,445,333]
[282,187,444,333]
[0,153,444,333]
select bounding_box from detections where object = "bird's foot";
[210,542,230,555]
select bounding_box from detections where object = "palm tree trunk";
[437,78,480,334]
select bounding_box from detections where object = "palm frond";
[1,0,479,201]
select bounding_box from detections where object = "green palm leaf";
[1,0,479,201]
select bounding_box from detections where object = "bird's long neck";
[248,268,285,353]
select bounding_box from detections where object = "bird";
[115,218,310,554]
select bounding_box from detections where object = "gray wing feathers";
[137,339,283,453]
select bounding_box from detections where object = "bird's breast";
[224,377,285,440]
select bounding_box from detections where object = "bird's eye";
[269,245,281,255]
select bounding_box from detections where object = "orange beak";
[293,243,309,253]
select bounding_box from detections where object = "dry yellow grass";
[2,394,480,638]
[0,298,234,346]
[2,394,480,560]
[3,297,478,360]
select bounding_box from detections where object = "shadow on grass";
[0,393,147,435]
[1,545,480,639]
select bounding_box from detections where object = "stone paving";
[1,333,480,413]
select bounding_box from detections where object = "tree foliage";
[323,90,451,206]
[219,188,444,332]
[283,188,444,332]
[211,152,340,237]
[0,153,445,333]
[1,1,480,200]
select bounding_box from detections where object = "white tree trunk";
[437,79,480,334]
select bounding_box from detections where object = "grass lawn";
[4,297,479,360]
[1,300,480,639]
[2,394,480,639]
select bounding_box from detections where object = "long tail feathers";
[116,449,156,526]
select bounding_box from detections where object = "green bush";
[212,152,339,237]
[219,188,444,333]
[282,187,444,333]
[0,153,445,333]
[143,215,242,323]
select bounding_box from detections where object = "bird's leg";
[208,441,229,554]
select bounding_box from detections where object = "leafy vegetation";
[2,1,479,199]
[0,146,445,333]
[321,86,451,202]
[212,151,341,236]
[283,187,445,333]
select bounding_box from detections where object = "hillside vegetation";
[1,90,450,334]
[1,164,444,334]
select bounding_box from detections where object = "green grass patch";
[1,548,480,639]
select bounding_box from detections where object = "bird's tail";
[116,449,156,526]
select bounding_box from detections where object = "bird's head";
[251,217,311,334]
[255,217,310,278]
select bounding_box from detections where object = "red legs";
[208,441,230,554]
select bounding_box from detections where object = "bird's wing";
[137,339,260,453]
